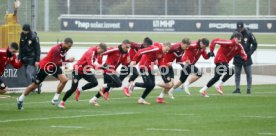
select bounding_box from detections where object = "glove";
[208,52,215,57]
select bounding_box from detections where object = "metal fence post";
[31,0,37,31]
[256,0,259,16]
[44,0,49,32]
[268,0,271,15]
[232,0,236,15]
[100,0,102,15]
[132,0,135,16]
[67,0,70,15]
[198,0,201,15]
[165,0,168,16]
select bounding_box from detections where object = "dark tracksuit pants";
[95,73,122,98]
[135,69,155,99]
[207,63,234,88]
[118,65,139,83]
[63,71,98,102]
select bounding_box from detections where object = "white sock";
[168,87,174,93]
[53,93,60,100]
[102,84,107,88]
[91,96,97,101]
[184,82,189,88]
[218,80,224,86]
[109,88,113,92]
[139,97,144,102]
[200,86,208,92]
[18,94,25,102]
[158,90,165,98]
[79,88,83,91]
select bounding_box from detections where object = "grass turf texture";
[38,32,276,48]
[0,84,275,136]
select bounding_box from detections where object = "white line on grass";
[241,115,275,119]
[1,91,275,106]
[174,113,195,116]
[0,112,138,123]
[258,133,276,135]
[146,128,190,132]
[50,125,84,129]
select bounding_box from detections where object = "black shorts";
[34,67,63,85]
[179,64,202,83]
[160,66,174,83]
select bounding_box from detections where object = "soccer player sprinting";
[199,32,247,97]
[57,43,107,109]
[17,38,75,110]
[89,40,131,106]
[156,38,190,103]
[130,42,172,105]
[119,37,153,97]
[167,38,212,98]
[0,43,22,94]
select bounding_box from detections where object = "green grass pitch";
[0,85,275,136]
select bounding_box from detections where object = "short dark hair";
[99,43,107,51]
[22,24,31,32]
[200,38,209,47]
[232,32,243,39]
[10,42,19,50]
[64,37,73,44]
[143,37,153,46]
[237,21,244,29]
[122,39,131,44]
[182,38,190,45]
[163,42,172,48]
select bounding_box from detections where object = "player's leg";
[200,64,224,97]
[157,67,174,102]
[183,65,202,95]
[233,65,242,93]
[51,68,68,105]
[215,64,234,95]
[244,65,252,94]
[119,66,131,96]
[17,69,47,110]
[59,71,82,109]
[0,79,7,94]
[128,67,139,93]
[137,70,155,105]
[168,65,191,96]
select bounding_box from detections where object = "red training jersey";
[0,48,22,76]
[182,41,209,65]
[210,38,247,64]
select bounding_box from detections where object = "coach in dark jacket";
[232,22,258,94]
[19,24,41,93]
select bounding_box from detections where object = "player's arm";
[210,38,233,52]
[238,44,248,61]
[101,47,117,56]
[10,55,22,69]
[130,42,141,49]
[132,46,158,62]
[202,50,210,59]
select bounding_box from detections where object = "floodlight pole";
[44,0,49,32]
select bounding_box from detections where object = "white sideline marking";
[0,95,11,99]
[241,115,275,119]
[146,128,190,132]
[0,112,138,123]
[174,113,195,116]
[50,125,83,129]
[0,91,275,106]
[258,133,276,135]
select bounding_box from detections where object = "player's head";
[232,32,243,44]
[121,39,131,52]
[236,21,245,32]
[22,24,31,34]
[63,37,73,50]
[143,37,153,47]
[162,42,172,53]
[8,42,19,56]
[97,43,107,54]
[181,38,190,50]
[198,38,209,49]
